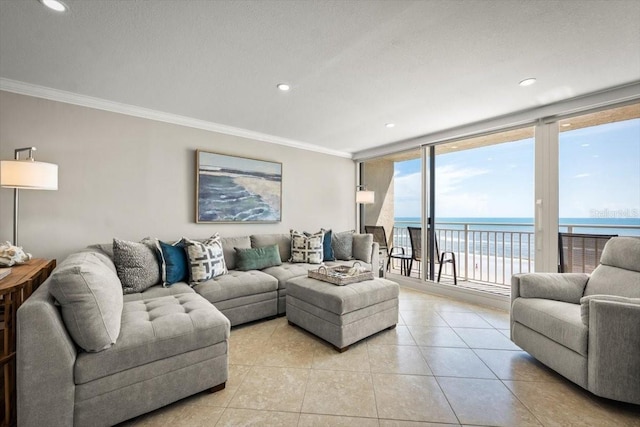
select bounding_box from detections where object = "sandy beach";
[234,175,281,213]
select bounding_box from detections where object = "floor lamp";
[0,147,58,247]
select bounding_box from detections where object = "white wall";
[0,91,356,262]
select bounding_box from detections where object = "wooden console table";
[0,259,56,427]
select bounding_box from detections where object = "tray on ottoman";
[307,263,373,286]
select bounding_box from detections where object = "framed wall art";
[196,150,282,223]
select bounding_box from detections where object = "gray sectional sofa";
[17,232,378,427]
[511,236,640,405]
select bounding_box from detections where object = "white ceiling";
[1,0,639,157]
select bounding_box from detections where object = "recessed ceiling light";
[385,123,395,128]
[40,0,67,12]
[519,78,537,87]
[276,83,290,91]
[561,123,571,127]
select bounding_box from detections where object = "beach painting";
[196,150,282,223]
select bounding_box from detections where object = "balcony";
[387,220,640,297]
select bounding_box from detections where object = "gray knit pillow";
[332,230,355,261]
[113,238,161,294]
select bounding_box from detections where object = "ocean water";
[198,174,279,221]
[392,217,640,260]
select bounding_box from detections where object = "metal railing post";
[464,223,469,281]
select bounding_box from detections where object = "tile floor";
[120,287,640,426]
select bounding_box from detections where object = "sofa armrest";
[17,281,77,427]
[511,273,589,305]
[370,242,379,272]
[587,297,640,404]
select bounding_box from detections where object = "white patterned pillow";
[290,230,324,264]
[184,233,228,284]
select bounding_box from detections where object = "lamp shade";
[356,190,375,204]
[0,160,58,190]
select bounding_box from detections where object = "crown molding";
[0,78,353,159]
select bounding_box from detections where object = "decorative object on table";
[0,241,32,267]
[0,146,58,246]
[0,267,12,280]
[355,185,374,204]
[308,262,374,286]
[196,150,282,223]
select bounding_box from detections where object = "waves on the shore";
[198,174,279,221]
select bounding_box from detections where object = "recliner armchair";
[510,236,640,405]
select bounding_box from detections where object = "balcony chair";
[364,225,407,273]
[511,236,640,405]
[407,226,457,284]
[558,232,617,273]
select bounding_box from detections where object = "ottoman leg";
[387,324,397,330]
[209,382,226,393]
[334,344,349,353]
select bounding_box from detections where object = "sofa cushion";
[123,283,195,302]
[235,244,282,271]
[193,270,278,304]
[262,262,317,290]
[353,233,373,263]
[290,230,324,264]
[184,234,227,284]
[113,238,161,294]
[49,252,124,352]
[518,273,589,304]
[221,236,251,270]
[332,230,354,260]
[251,233,291,262]
[74,293,229,384]
[600,236,640,272]
[155,239,189,286]
[512,298,588,356]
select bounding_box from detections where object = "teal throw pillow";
[155,239,188,286]
[321,229,335,261]
[235,244,282,271]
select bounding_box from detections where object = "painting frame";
[196,150,282,223]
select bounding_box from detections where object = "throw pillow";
[290,230,324,264]
[49,252,124,352]
[113,238,161,294]
[155,238,189,286]
[235,244,282,271]
[332,230,355,261]
[321,228,335,261]
[353,233,373,263]
[184,233,227,284]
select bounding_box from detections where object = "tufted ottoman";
[286,276,399,351]
[72,292,230,425]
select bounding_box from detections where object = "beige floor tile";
[419,347,496,379]
[302,370,378,417]
[504,380,640,427]
[437,377,541,426]
[230,319,278,344]
[298,413,380,426]
[312,341,371,371]
[399,299,439,311]
[473,349,562,382]
[229,338,266,365]
[252,337,318,368]
[215,408,299,426]
[498,328,510,338]
[372,373,458,423]
[368,344,432,375]
[407,325,468,348]
[366,325,417,346]
[228,366,309,412]
[171,405,225,426]
[453,328,520,350]
[399,309,448,326]
[438,312,493,328]
[379,421,460,427]
[475,310,511,329]
[431,301,476,313]
[180,364,251,408]
[129,402,183,425]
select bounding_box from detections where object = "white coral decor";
[0,241,32,267]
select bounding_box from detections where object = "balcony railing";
[391,220,640,288]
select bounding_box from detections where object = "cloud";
[573,173,590,179]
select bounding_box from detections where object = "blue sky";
[394,119,640,219]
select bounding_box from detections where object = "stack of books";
[0,268,12,281]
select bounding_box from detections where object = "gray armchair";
[510,236,640,405]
